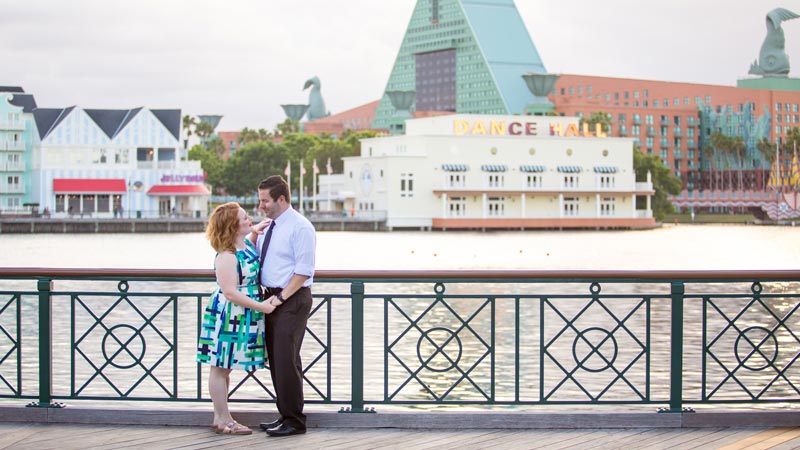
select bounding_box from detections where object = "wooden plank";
[672,428,768,450]
[585,429,679,450]
[717,427,800,450]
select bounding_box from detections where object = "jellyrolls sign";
[452,119,608,138]
[160,174,206,183]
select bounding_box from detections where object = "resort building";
[333,114,654,230]
[31,106,209,218]
[0,86,37,213]
[372,0,546,134]
[300,0,800,219]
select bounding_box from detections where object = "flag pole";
[327,158,333,211]
[299,159,305,214]
[313,160,319,212]
[285,160,291,204]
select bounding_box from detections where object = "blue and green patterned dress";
[197,239,265,371]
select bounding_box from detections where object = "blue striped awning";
[519,165,546,173]
[557,166,583,173]
[481,164,508,172]
[441,164,469,172]
[593,166,618,173]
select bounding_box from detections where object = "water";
[1,225,798,410]
[2,224,799,270]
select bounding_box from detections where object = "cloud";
[3,0,799,131]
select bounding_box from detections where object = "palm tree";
[756,137,777,191]
[731,136,746,190]
[579,111,613,134]
[275,118,300,137]
[182,115,197,150]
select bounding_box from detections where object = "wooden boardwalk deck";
[0,423,799,450]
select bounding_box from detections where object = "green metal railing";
[0,268,798,413]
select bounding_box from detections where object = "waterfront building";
[333,114,654,230]
[371,0,546,134]
[31,106,209,218]
[0,86,37,213]
[551,75,800,217]
[301,0,800,218]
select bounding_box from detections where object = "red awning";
[53,178,127,193]
[147,184,211,195]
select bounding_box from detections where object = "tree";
[239,127,274,145]
[188,145,224,192]
[182,115,197,150]
[579,111,613,133]
[203,136,227,159]
[342,130,380,156]
[756,137,776,191]
[280,133,321,190]
[195,121,216,140]
[786,126,800,152]
[274,118,300,137]
[222,142,286,196]
[633,146,682,221]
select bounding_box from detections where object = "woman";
[197,202,275,435]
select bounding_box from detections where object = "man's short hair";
[258,175,290,202]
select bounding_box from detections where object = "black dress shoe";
[259,419,283,431]
[266,423,306,437]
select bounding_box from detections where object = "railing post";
[340,281,373,413]
[28,279,62,408]
[661,281,688,413]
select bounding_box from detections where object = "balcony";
[674,129,683,137]
[1,184,25,194]
[0,119,25,130]
[136,160,202,170]
[0,161,25,172]
[0,141,25,151]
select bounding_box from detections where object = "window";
[400,173,414,198]
[93,148,108,164]
[525,174,542,189]
[600,197,615,216]
[563,175,579,189]
[97,195,111,212]
[599,175,615,189]
[55,195,65,213]
[487,197,505,217]
[114,149,129,164]
[448,196,466,217]
[447,173,465,188]
[486,174,505,188]
[563,197,579,216]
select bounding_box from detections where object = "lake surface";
[1,224,798,410]
[2,224,799,270]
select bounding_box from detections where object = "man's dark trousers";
[265,287,312,430]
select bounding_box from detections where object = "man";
[255,175,316,437]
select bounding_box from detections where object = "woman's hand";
[260,300,277,315]
[251,219,271,235]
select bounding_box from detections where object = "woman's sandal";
[214,421,252,435]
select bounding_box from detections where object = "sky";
[3,0,800,132]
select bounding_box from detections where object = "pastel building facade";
[31,106,209,218]
[335,114,654,229]
[0,87,37,212]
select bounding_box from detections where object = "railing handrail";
[1,267,800,282]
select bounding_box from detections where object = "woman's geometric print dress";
[197,239,265,371]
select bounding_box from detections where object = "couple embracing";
[196,175,315,438]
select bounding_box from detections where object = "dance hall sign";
[452,118,608,138]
